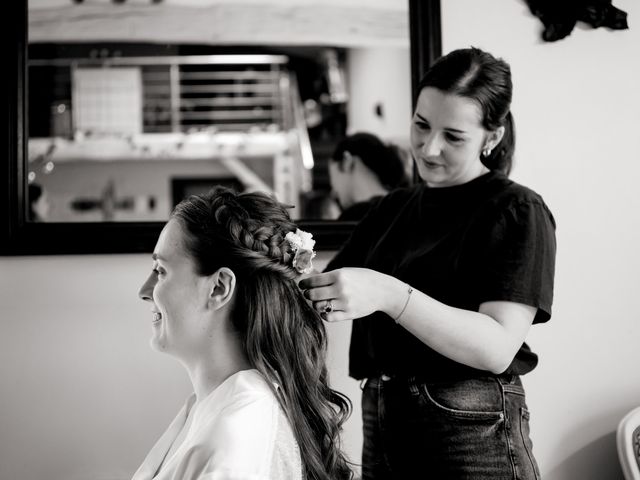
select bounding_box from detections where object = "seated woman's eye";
[152,266,165,276]
[415,121,430,130]
[445,133,463,143]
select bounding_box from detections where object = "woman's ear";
[484,126,506,152]
[207,267,236,311]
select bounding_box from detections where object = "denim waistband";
[364,372,522,390]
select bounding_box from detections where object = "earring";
[482,147,492,158]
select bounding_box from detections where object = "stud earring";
[482,147,492,158]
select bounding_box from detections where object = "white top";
[132,369,302,480]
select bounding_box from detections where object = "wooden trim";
[0,1,27,254]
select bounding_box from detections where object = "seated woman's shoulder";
[213,369,287,435]
[194,370,302,478]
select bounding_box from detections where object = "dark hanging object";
[524,0,629,42]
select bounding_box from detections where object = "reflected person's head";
[411,47,514,187]
[329,132,409,209]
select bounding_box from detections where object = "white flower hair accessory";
[285,228,316,274]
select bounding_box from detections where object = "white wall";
[442,1,640,478]
[346,47,412,146]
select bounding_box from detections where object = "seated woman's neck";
[184,330,251,402]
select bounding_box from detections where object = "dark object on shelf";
[524,0,629,42]
[171,177,244,210]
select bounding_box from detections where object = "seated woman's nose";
[138,274,155,301]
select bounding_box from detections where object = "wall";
[346,47,412,145]
[441,0,640,478]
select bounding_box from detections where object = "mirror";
[1,0,441,254]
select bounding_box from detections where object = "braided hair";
[172,187,353,480]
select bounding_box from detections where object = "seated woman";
[329,132,410,221]
[135,187,352,480]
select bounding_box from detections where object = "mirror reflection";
[27,0,411,223]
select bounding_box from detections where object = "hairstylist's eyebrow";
[445,127,468,135]
[415,113,429,123]
[415,113,468,135]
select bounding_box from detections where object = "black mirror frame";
[0,0,441,255]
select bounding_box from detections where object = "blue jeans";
[361,374,541,479]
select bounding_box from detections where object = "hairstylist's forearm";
[383,278,535,374]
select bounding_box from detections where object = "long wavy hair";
[172,187,353,480]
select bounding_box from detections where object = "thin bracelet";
[394,285,414,323]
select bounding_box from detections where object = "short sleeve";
[476,199,556,323]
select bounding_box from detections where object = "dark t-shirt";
[326,171,557,381]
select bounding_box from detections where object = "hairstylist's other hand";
[299,267,394,322]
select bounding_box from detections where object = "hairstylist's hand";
[299,267,399,322]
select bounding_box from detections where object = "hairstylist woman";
[300,47,556,479]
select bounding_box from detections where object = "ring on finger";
[324,300,334,314]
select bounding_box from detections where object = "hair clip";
[284,229,316,274]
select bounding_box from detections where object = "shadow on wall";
[545,431,623,480]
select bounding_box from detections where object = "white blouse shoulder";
[132,369,302,480]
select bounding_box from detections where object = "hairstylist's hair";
[332,132,410,189]
[172,187,353,480]
[418,47,515,175]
